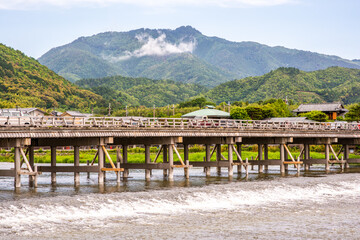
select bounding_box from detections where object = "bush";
[230,107,250,119]
[300,111,328,122]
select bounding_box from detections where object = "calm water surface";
[0,162,359,239]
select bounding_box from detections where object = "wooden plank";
[245,159,282,165]
[346,159,360,163]
[90,150,98,166]
[171,165,193,168]
[38,165,99,172]
[283,144,295,162]
[102,146,116,168]
[173,144,185,165]
[283,161,303,164]
[153,145,163,163]
[0,169,15,177]
[329,145,340,161]
[121,163,170,169]
[19,171,39,176]
[20,148,33,172]
[302,159,327,164]
[101,168,124,172]
[189,161,229,167]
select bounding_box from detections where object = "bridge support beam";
[145,145,151,180]
[29,146,35,187]
[264,144,269,171]
[228,144,233,177]
[51,146,56,184]
[163,145,168,177]
[237,143,242,174]
[205,144,211,176]
[280,144,285,174]
[216,144,222,175]
[122,145,129,178]
[168,144,174,181]
[74,146,80,185]
[258,144,263,173]
[325,144,330,171]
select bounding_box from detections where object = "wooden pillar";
[216,144,221,175]
[237,143,242,174]
[344,144,350,169]
[163,145,168,177]
[228,144,233,176]
[280,144,285,173]
[122,145,129,178]
[50,146,57,184]
[284,146,288,171]
[116,146,121,183]
[29,146,35,187]
[304,144,310,171]
[183,144,189,179]
[98,145,104,184]
[205,144,211,176]
[325,144,330,171]
[14,147,21,188]
[264,144,268,171]
[258,144,263,173]
[168,144,174,181]
[145,145,151,180]
[74,146,80,185]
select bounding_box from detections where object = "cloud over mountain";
[109,33,196,61]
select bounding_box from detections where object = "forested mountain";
[0,43,104,110]
[76,76,207,107]
[206,67,360,104]
[39,26,360,87]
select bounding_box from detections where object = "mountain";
[76,76,207,107]
[39,26,360,87]
[206,67,360,104]
[0,43,104,110]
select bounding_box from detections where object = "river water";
[0,162,359,239]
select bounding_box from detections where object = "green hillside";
[206,67,360,104]
[0,43,104,110]
[76,75,207,107]
[39,26,360,87]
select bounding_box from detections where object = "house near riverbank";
[60,111,93,118]
[293,103,348,120]
[0,108,45,117]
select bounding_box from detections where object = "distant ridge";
[39,26,360,87]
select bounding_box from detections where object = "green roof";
[182,108,230,118]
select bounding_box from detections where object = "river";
[0,162,359,239]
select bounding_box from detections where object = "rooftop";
[182,108,230,118]
[293,103,348,113]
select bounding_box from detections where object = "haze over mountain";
[39,26,360,87]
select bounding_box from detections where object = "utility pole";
[125,105,128,117]
[172,104,175,116]
[228,101,231,113]
[167,105,170,117]
[108,103,111,116]
[153,104,156,118]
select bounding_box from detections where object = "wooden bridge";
[0,116,359,188]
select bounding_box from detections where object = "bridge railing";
[0,116,358,131]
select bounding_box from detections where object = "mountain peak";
[174,26,201,35]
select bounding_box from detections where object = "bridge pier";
[168,144,174,181]
[122,145,129,178]
[264,144,269,171]
[29,146,35,187]
[236,143,242,174]
[74,146,80,185]
[163,145,168,177]
[145,145,151,181]
[51,146,56,184]
[205,144,211,176]
[258,144,263,173]
[216,144,221,175]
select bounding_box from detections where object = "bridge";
[0,116,359,188]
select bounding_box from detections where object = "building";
[60,111,93,118]
[293,103,348,120]
[0,108,46,117]
[182,106,230,119]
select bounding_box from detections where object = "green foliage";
[178,97,214,108]
[230,107,250,119]
[0,43,105,111]
[345,103,360,121]
[300,111,328,122]
[77,76,207,108]
[206,67,360,105]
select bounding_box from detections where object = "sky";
[0,0,359,60]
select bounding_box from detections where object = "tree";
[245,106,264,120]
[300,111,328,122]
[230,107,251,120]
[345,103,360,121]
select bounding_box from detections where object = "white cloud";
[0,0,297,10]
[104,32,196,62]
